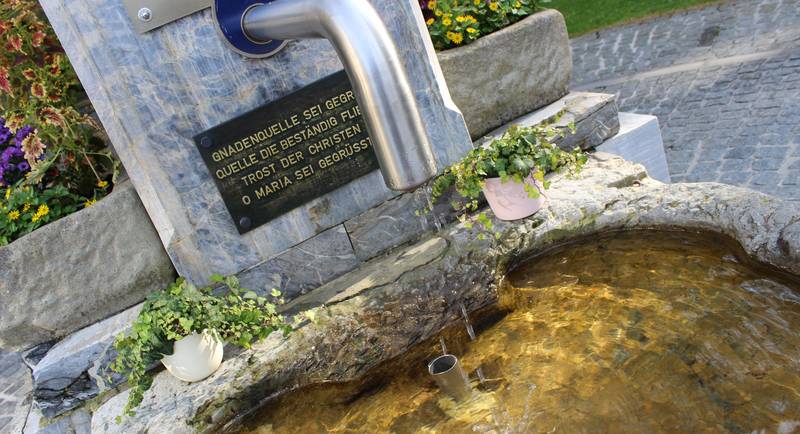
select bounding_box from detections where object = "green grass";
[541,0,722,36]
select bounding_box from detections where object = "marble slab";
[38,0,471,285]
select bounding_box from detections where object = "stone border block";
[439,9,572,138]
[0,182,176,351]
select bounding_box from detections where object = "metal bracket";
[123,0,211,34]
[213,0,288,58]
[122,0,287,59]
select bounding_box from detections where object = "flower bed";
[0,0,117,245]
[419,0,537,50]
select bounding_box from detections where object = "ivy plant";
[111,275,297,422]
[423,120,587,233]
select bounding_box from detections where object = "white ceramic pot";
[161,331,224,382]
[482,174,546,221]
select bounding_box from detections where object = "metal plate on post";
[193,71,380,234]
[123,0,211,33]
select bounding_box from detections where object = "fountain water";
[233,230,800,433]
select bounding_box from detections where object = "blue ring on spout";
[214,0,288,58]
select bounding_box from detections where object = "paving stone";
[752,158,784,171]
[756,146,791,159]
[783,172,800,185]
[719,172,749,185]
[721,159,750,171]
[571,0,800,202]
[572,0,800,201]
[697,147,728,161]
[751,172,782,186]
[572,0,800,84]
[0,350,33,434]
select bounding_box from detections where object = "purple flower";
[1,146,22,163]
[0,119,11,146]
[13,125,33,147]
[0,121,34,186]
[1,147,16,164]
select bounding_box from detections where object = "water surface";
[236,230,800,433]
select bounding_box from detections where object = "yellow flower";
[97,180,109,188]
[31,204,49,223]
[4,188,10,200]
[456,15,466,23]
[489,2,500,11]
[22,203,31,212]
[7,210,20,221]
[36,204,49,217]
[515,1,522,7]
[426,18,434,25]
[435,9,442,16]
[84,198,97,208]
[442,17,452,26]
[427,0,436,8]
[474,0,481,5]
[467,27,478,34]
[446,31,464,44]
[467,15,477,23]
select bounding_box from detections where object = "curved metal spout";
[243,0,437,191]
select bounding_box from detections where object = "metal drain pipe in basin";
[241,0,438,191]
[429,354,473,401]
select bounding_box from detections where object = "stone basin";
[232,229,800,432]
[91,153,800,433]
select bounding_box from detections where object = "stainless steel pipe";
[428,354,473,401]
[242,0,438,191]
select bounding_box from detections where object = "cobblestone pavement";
[571,0,800,202]
[0,349,32,434]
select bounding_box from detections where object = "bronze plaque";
[194,71,379,234]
